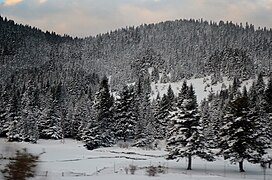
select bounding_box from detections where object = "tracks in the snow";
[39,149,166,163]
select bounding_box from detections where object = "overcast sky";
[0,0,271,37]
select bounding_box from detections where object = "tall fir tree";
[133,73,155,147]
[167,82,214,170]
[39,82,63,139]
[0,84,10,137]
[252,74,271,140]
[114,85,137,142]
[20,80,40,143]
[154,85,175,139]
[219,91,269,172]
[265,76,272,113]
[264,76,272,138]
[84,76,115,150]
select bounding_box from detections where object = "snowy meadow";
[0,138,271,180]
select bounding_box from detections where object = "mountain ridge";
[1,16,272,87]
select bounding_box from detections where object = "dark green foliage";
[167,82,214,170]
[177,81,188,106]
[39,82,63,140]
[201,95,225,148]
[205,48,255,81]
[1,148,39,180]
[133,73,155,147]
[219,94,269,172]
[83,76,115,150]
[114,85,137,141]
[167,85,175,105]
[153,85,175,139]
[154,94,170,139]
[265,76,272,112]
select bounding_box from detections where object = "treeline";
[1,15,272,90]
[1,69,271,171]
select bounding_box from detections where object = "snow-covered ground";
[151,76,256,104]
[0,138,271,180]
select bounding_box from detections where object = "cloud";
[39,0,47,3]
[0,0,271,37]
[118,4,173,25]
[3,0,23,6]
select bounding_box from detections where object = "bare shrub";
[124,167,129,174]
[118,142,129,149]
[157,165,166,174]
[146,166,157,176]
[129,164,137,175]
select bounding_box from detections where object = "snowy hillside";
[0,138,271,180]
[151,76,255,104]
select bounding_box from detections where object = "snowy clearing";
[150,76,258,104]
[0,138,271,180]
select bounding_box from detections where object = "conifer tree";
[39,82,63,139]
[20,80,39,143]
[219,90,269,172]
[1,148,39,180]
[265,76,272,113]
[132,73,156,147]
[84,76,115,150]
[4,88,21,139]
[154,94,170,139]
[251,75,271,139]
[70,91,93,140]
[153,85,175,139]
[201,90,228,148]
[167,82,214,170]
[167,84,175,106]
[0,85,10,137]
[264,76,272,137]
[114,85,137,142]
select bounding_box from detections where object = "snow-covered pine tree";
[5,89,21,140]
[154,85,175,139]
[219,89,269,172]
[19,80,40,143]
[39,82,63,139]
[252,74,271,140]
[167,84,175,105]
[201,88,228,149]
[114,85,137,142]
[177,81,188,106]
[152,93,162,139]
[154,94,169,139]
[265,76,272,112]
[69,90,93,140]
[0,84,10,137]
[133,73,156,147]
[228,77,241,101]
[84,76,115,150]
[264,76,272,138]
[166,82,214,170]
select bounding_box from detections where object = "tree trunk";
[187,154,192,170]
[239,160,245,172]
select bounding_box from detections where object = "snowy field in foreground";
[0,138,271,180]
